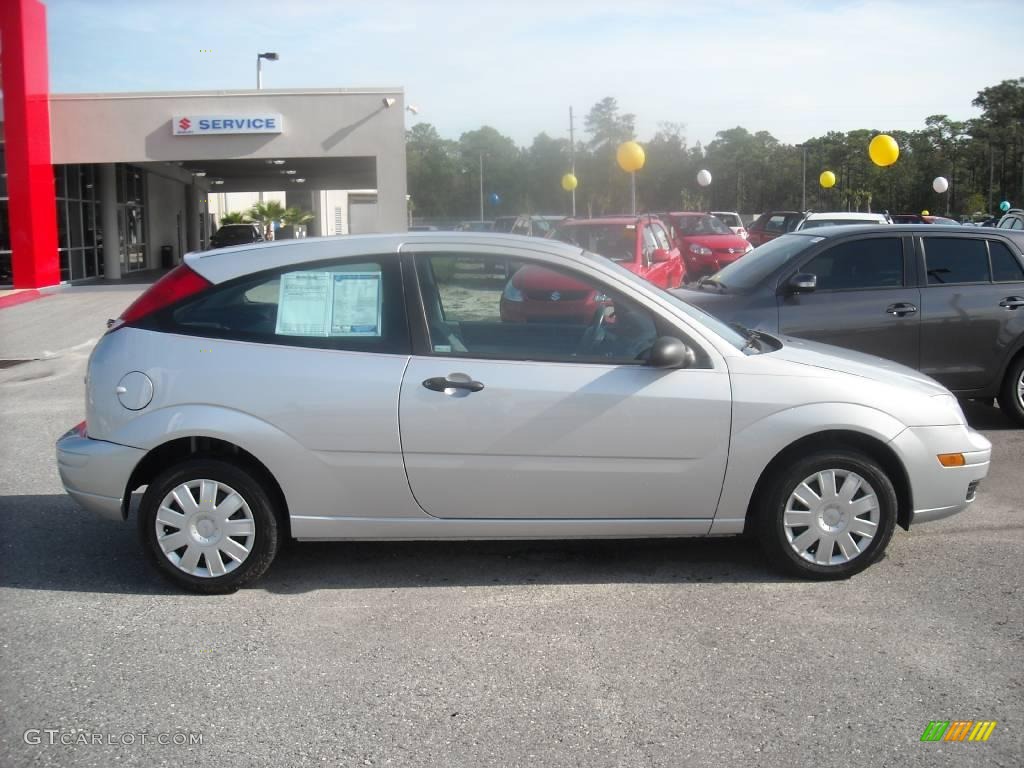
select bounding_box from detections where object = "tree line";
[407,77,1024,221]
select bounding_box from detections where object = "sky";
[46,0,1024,148]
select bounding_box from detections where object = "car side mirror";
[787,273,817,294]
[652,248,673,263]
[647,336,697,369]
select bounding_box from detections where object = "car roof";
[804,211,888,220]
[664,211,712,218]
[559,216,642,225]
[184,231,595,284]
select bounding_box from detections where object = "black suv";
[674,225,1024,423]
[210,223,265,249]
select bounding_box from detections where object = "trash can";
[160,245,174,268]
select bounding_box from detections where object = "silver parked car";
[57,233,991,592]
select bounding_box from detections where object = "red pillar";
[1,0,59,288]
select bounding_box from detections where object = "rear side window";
[989,241,1024,282]
[801,238,904,291]
[156,256,409,353]
[923,238,989,285]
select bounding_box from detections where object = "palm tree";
[281,207,315,227]
[219,211,250,226]
[247,200,287,239]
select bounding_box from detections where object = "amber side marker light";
[937,453,966,467]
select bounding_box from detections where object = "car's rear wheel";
[996,354,1024,426]
[756,450,897,580]
[138,458,279,593]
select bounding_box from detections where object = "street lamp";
[256,52,279,90]
[796,142,808,211]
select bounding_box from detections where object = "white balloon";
[697,169,712,187]
[932,176,949,194]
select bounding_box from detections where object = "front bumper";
[56,429,145,521]
[890,425,992,525]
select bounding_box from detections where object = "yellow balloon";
[616,141,646,173]
[868,134,899,167]
[819,170,836,189]
[561,173,578,191]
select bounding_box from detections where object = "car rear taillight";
[110,264,211,331]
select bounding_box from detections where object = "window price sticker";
[276,270,382,337]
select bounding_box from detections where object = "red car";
[548,215,686,288]
[499,264,612,324]
[662,212,752,280]
[746,210,805,247]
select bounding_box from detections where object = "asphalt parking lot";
[1,285,1021,768]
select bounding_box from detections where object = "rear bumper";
[890,425,992,526]
[56,429,144,521]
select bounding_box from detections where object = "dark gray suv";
[674,225,1024,423]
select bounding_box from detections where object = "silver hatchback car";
[57,233,991,592]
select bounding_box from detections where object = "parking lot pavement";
[1,288,1021,768]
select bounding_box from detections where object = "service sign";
[172,114,283,136]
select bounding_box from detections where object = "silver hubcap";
[1016,370,1024,410]
[155,479,256,578]
[784,469,880,566]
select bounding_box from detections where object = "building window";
[55,164,104,282]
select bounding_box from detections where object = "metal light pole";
[797,143,807,210]
[256,51,279,90]
[478,152,484,222]
[569,106,576,217]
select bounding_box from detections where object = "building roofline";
[48,87,404,101]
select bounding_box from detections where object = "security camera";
[406,105,419,115]
[382,97,396,108]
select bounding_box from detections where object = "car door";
[639,222,667,288]
[918,234,1024,391]
[397,245,733,520]
[777,234,921,369]
[648,220,683,287]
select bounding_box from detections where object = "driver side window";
[416,253,661,365]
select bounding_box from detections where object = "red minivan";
[499,216,684,324]
[549,216,686,289]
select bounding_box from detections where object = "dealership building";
[0,0,408,288]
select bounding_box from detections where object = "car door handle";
[422,375,484,393]
[999,296,1024,310]
[885,303,918,317]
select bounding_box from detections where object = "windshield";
[711,233,820,290]
[672,215,732,236]
[586,251,750,350]
[801,218,881,228]
[553,224,636,262]
[712,212,741,227]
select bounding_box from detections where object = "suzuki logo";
[550,291,561,301]
[178,117,192,131]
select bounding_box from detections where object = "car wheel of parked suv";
[138,458,280,594]
[997,355,1024,426]
[756,450,897,580]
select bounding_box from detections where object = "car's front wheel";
[138,458,280,593]
[996,354,1024,426]
[756,450,897,580]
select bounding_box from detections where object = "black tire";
[138,458,280,594]
[996,354,1024,426]
[755,450,897,580]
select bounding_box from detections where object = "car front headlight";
[502,282,524,302]
[688,244,712,256]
